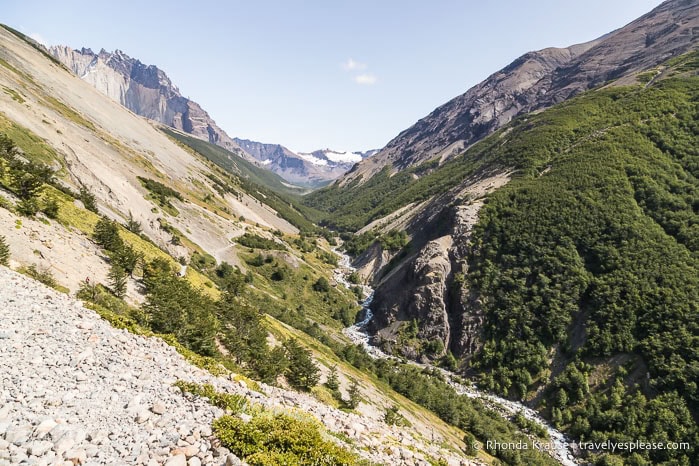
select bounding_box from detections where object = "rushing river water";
[333,250,578,466]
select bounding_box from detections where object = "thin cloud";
[29,33,48,46]
[354,73,377,85]
[342,58,367,71]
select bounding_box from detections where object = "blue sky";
[4,0,663,152]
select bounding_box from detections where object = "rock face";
[368,172,510,361]
[48,46,248,159]
[234,138,376,187]
[48,46,378,186]
[342,0,699,185]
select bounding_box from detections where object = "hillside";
[331,0,699,187]
[0,266,473,465]
[48,45,248,159]
[315,50,699,465]
[0,19,567,466]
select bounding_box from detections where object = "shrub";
[20,264,57,288]
[174,381,247,413]
[213,412,358,465]
[312,276,330,292]
[237,233,286,251]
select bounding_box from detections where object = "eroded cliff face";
[368,172,510,362]
[49,46,246,156]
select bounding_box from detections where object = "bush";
[312,276,330,292]
[236,233,286,251]
[213,412,358,465]
[174,381,247,413]
[20,264,57,288]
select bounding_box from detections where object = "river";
[333,250,579,466]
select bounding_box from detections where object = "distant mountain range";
[48,46,373,187]
[234,138,377,187]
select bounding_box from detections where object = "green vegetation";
[240,250,360,345]
[341,231,377,255]
[464,76,699,464]
[137,176,183,216]
[213,413,360,466]
[0,235,9,266]
[236,233,286,251]
[175,381,248,413]
[379,229,409,251]
[338,353,555,464]
[18,264,68,293]
[161,128,316,232]
[305,54,699,465]
[283,338,320,391]
[176,380,360,466]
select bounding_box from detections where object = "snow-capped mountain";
[234,138,377,187]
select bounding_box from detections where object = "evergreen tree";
[125,211,142,234]
[325,365,339,391]
[463,432,478,456]
[283,339,320,391]
[346,379,362,409]
[79,187,98,213]
[0,235,10,266]
[112,244,141,276]
[42,195,59,219]
[108,264,128,298]
[94,217,123,251]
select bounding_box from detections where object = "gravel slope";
[0,267,476,466]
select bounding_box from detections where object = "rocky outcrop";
[342,0,699,185]
[48,46,249,159]
[368,172,511,361]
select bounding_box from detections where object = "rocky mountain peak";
[49,45,247,158]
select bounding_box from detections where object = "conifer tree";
[0,235,10,266]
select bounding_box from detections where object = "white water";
[334,250,578,466]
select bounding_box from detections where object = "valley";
[1,1,699,465]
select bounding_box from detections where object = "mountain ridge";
[339,0,699,186]
[48,45,251,161]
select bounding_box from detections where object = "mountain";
[340,0,699,186]
[304,1,699,464]
[48,45,252,160]
[234,137,376,187]
[1,24,537,466]
[48,46,374,188]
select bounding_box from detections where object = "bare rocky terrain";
[0,266,478,466]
